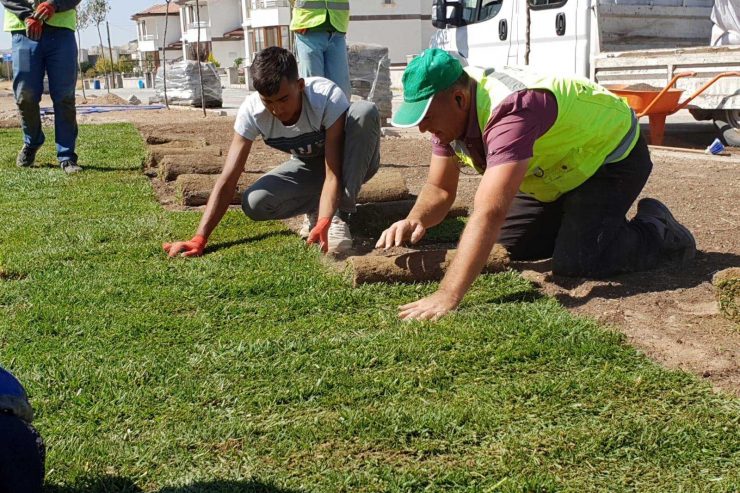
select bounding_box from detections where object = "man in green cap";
[378,48,695,321]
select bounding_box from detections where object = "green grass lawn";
[0,124,738,493]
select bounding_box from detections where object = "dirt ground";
[1,88,738,395]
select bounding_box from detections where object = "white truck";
[429,0,740,145]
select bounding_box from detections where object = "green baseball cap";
[391,48,464,128]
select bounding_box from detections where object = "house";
[131,3,183,72]
[176,0,247,68]
[241,0,293,64]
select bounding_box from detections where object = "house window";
[528,0,568,9]
[251,26,292,54]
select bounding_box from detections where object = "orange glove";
[33,2,56,21]
[24,17,43,41]
[162,235,207,258]
[306,217,331,253]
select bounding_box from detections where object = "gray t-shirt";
[233,77,349,158]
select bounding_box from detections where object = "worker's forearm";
[195,173,241,239]
[317,174,341,219]
[438,207,506,301]
[407,183,455,228]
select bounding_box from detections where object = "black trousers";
[498,136,661,278]
[0,414,45,493]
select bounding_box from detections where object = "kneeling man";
[379,49,695,321]
[164,47,380,256]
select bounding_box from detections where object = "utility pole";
[106,21,116,89]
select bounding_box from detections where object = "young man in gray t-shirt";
[163,47,380,256]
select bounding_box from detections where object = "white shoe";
[299,212,318,239]
[327,215,353,253]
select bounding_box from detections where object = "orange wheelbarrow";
[608,71,740,146]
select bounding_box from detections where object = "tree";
[82,0,111,93]
[76,6,92,100]
[195,0,206,116]
[161,0,173,109]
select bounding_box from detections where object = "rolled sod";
[347,244,509,286]
[712,267,740,324]
[175,173,261,206]
[145,146,223,169]
[356,169,412,203]
[158,155,226,181]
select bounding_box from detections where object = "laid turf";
[0,124,738,492]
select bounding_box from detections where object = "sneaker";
[635,198,696,262]
[16,145,38,168]
[299,212,318,239]
[327,215,353,253]
[60,160,82,174]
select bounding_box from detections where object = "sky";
[0,0,160,51]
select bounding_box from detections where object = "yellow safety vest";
[290,0,349,33]
[455,66,639,202]
[4,8,77,32]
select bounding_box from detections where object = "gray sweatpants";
[241,101,381,220]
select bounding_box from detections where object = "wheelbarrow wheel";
[714,109,740,147]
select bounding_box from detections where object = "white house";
[131,3,183,71]
[176,0,247,68]
[240,0,293,64]
[349,0,436,64]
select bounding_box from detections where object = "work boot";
[16,145,38,168]
[635,198,696,262]
[299,212,318,239]
[327,214,353,253]
[60,160,83,174]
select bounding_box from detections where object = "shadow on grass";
[205,230,296,254]
[30,162,141,172]
[46,477,300,493]
[514,251,740,309]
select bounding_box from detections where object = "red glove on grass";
[33,2,56,21]
[306,217,331,253]
[24,17,43,41]
[162,235,207,257]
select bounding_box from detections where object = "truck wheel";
[714,110,740,147]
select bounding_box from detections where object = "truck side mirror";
[432,0,465,29]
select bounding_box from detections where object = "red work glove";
[24,17,43,41]
[162,235,207,258]
[306,217,331,253]
[33,2,56,21]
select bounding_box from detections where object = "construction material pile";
[155,61,223,108]
[348,43,393,122]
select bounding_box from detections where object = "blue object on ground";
[138,80,145,89]
[705,138,725,155]
[93,80,101,89]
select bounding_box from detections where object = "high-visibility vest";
[4,6,77,32]
[455,66,639,202]
[290,0,349,33]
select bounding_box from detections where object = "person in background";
[0,366,45,493]
[290,0,351,99]
[2,0,83,173]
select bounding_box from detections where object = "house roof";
[131,3,179,20]
[221,27,245,40]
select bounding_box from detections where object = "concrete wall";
[211,39,246,68]
[349,0,436,64]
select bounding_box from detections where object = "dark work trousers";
[498,136,662,278]
[0,414,45,493]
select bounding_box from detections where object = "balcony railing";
[189,21,209,29]
[250,0,290,9]
[139,34,156,41]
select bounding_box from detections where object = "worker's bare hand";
[162,235,207,258]
[375,219,426,249]
[398,290,460,321]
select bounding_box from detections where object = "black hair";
[249,47,299,96]
[447,70,470,92]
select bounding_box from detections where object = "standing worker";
[0,366,45,492]
[2,0,83,173]
[379,49,695,321]
[290,0,351,99]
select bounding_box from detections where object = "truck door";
[463,0,517,67]
[523,0,581,74]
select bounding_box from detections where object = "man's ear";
[297,78,306,92]
[453,88,467,110]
